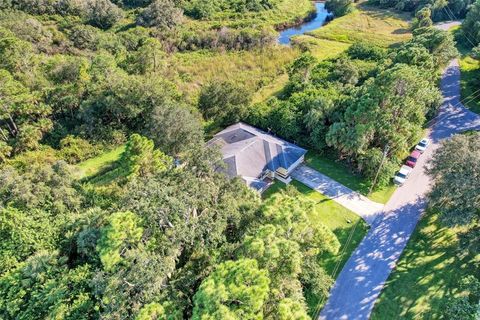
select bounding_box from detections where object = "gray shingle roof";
[209,123,307,183]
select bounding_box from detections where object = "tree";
[277,298,309,320]
[136,303,165,320]
[198,80,252,127]
[411,7,433,30]
[136,0,183,29]
[0,161,81,214]
[119,134,172,179]
[445,275,480,320]
[261,189,340,256]
[0,28,35,75]
[184,0,220,19]
[427,132,480,226]
[145,101,203,155]
[463,0,480,46]
[0,206,58,273]
[239,224,307,317]
[86,0,123,30]
[133,38,166,74]
[325,0,354,17]
[192,259,270,320]
[326,64,442,182]
[0,252,97,320]
[96,211,144,271]
[410,27,458,67]
[59,135,97,164]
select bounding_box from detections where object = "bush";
[86,0,123,30]
[68,24,100,50]
[198,80,252,126]
[411,7,433,30]
[347,42,386,61]
[357,148,397,189]
[58,135,98,164]
[136,0,183,29]
[325,0,353,17]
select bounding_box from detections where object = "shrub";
[325,0,353,17]
[136,0,183,29]
[347,42,386,61]
[58,135,98,164]
[86,0,123,30]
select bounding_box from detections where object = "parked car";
[406,150,421,168]
[415,138,430,153]
[393,165,413,186]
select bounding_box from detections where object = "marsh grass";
[308,4,411,47]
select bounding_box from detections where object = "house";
[209,122,307,193]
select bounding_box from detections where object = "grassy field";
[459,56,480,114]
[291,36,352,59]
[371,211,479,319]
[307,4,411,48]
[174,47,300,101]
[184,0,314,30]
[264,180,369,316]
[76,145,125,180]
[305,152,396,204]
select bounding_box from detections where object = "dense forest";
[0,0,478,319]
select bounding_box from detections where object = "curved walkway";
[318,59,480,320]
[291,165,384,226]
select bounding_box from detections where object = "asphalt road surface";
[318,59,480,320]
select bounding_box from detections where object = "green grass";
[305,152,396,204]
[371,211,479,319]
[76,145,125,180]
[308,4,411,48]
[174,47,300,102]
[291,36,352,59]
[459,55,480,114]
[264,180,369,315]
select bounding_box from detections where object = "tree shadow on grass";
[371,211,478,319]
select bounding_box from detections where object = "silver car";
[394,165,413,186]
[415,138,430,153]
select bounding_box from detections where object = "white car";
[393,165,413,186]
[415,138,430,153]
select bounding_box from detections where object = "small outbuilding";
[209,122,307,193]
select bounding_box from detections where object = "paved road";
[434,20,462,31]
[292,165,384,226]
[318,59,480,320]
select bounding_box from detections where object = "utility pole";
[369,144,389,196]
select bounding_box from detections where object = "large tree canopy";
[427,132,480,226]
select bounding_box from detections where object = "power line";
[441,6,478,48]
[311,218,361,319]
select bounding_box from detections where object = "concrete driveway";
[318,59,480,320]
[291,165,384,226]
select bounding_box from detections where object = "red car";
[406,150,421,168]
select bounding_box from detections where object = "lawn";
[264,180,369,316]
[305,152,396,204]
[308,4,411,48]
[371,211,479,319]
[459,55,480,114]
[76,145,125,180]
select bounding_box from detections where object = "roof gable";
[210,122,307,181]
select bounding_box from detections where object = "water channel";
[278,2,332,45]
